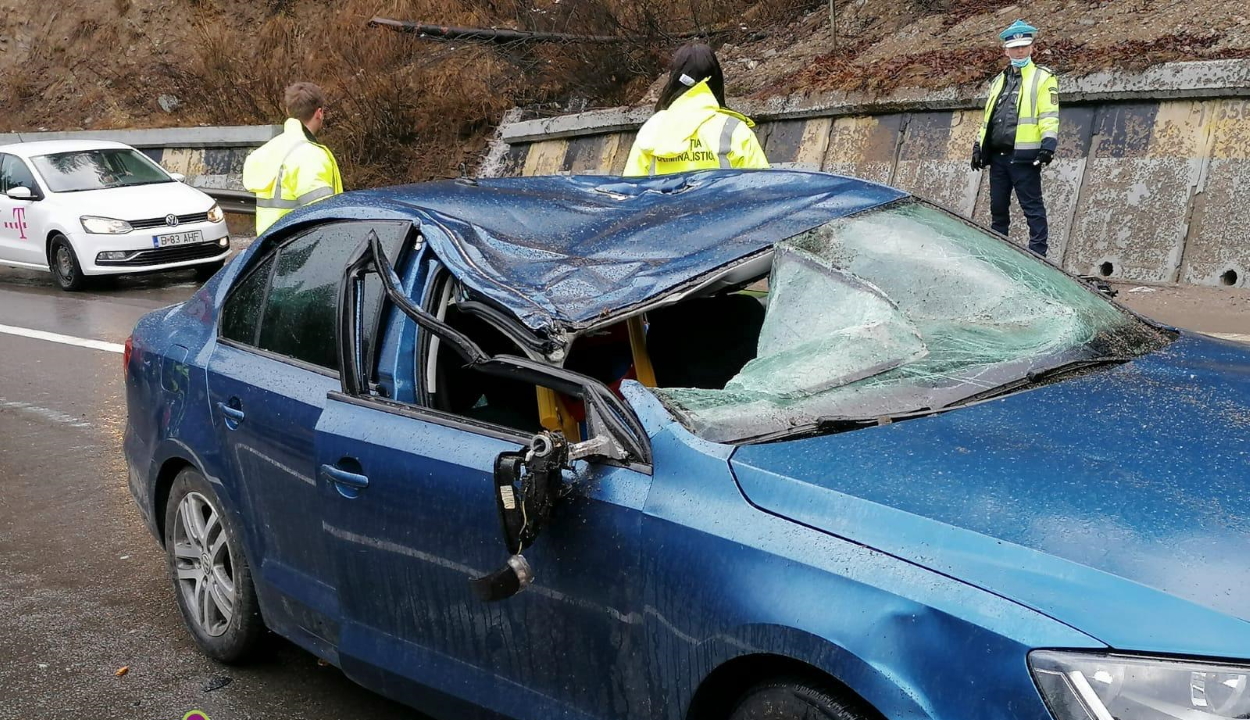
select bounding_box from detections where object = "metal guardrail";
[201,188,256,215]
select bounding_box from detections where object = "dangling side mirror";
[470,397,630,603]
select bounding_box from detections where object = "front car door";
[0,153,45,267]
[205,219,410,656]
[317,249,655,720]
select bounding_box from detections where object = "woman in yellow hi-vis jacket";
[624,45,769,177]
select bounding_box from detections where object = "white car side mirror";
[6,186,33,200]
[169,173,186,182]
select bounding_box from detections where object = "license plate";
[153,230,203,248]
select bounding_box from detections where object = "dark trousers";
[988,151,1048,256]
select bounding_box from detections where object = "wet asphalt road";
[0,266,425,720]
[1,261,1248,720]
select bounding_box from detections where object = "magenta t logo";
[2,207,27,240]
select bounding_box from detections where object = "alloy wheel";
[172,492,236,637]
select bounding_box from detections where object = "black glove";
[970,146,983,171]
[1036,148,1054,166]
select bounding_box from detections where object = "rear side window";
[220,254,274,345]
[257,229,361,369]
[219,220,411,372]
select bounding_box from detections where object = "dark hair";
[284,82,326,122]
[655,44,726,112]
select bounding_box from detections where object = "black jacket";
[986,67,1023,152]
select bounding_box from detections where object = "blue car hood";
[730,333,1250,657]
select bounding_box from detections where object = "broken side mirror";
[471,398,630,603]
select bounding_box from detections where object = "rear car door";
[317,261,654,719]
[0,154,44,266]
[206,219,411,654]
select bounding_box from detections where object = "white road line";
[1209,332,1250,344]
[0,397,92,429]
[0,323,124,354]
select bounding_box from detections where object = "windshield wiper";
[735,356,1133,445]
[738,407,936,444]
[118,180,171,187]
[944,356,1133,409]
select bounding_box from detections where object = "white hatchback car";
[0,139,231,290]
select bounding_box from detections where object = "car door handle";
[217,401,245,428]
[321,464,370,495]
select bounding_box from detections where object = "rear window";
[31,148,172,193]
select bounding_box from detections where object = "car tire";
[194,259,226,282]
[49,235,88,291]
[164,466,264,663]
[727,678,874,720]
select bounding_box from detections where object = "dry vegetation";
[1,0,1248,186]
[782,31,1250,96]
[721,0,1250,99]
[0,0,787,187]
[177,0,692,187]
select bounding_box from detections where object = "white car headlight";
[1031,651,1250,720]
[207,203,224,223]
[81,216,133,234]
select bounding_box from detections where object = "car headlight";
[81,216,133,234]
[207,203,224,223]
[1031,651,1250,720]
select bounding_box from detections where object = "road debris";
[203,675,233,692]
[115,666,129,677]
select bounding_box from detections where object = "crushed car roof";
[314,170,907,332]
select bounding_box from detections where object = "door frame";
[337,228,653,470]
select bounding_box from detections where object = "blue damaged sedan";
[124,170,1250,720]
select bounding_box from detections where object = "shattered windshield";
[653,200,1170,443]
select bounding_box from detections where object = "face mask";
[1010,56,1032,69]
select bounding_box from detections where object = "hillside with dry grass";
[719,0,1250,99]
[1,0,1247,187]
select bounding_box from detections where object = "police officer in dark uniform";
[972,21,1060,256]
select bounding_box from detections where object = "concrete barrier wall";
[484,60,1250,288]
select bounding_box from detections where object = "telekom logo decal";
[3,207,27,240]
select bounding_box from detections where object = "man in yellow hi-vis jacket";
[624,44,769,177]
[971,20,1059,256]
[244,82,343,235]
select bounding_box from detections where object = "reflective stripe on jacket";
[623,80,770,177]
[977,62,1059,162]
[243,118,343,234]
